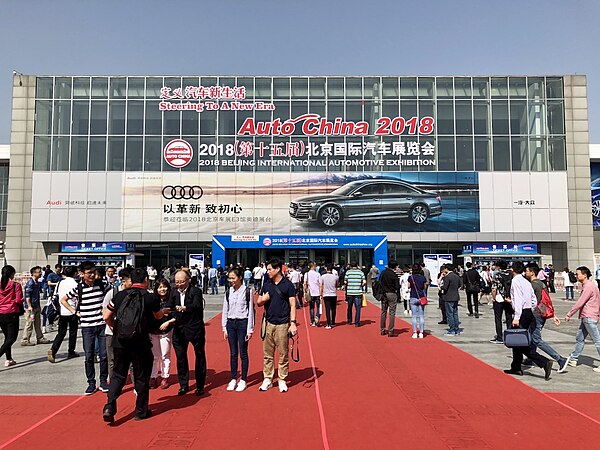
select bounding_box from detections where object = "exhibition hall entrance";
[223,248,373,269]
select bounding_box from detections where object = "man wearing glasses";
[60,261,112,395]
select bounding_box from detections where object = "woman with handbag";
[0,265,24,367]
[408,264,429,339]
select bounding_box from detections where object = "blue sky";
[0,0,598,142]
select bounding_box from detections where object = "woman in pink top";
[0,265,24,367]
[564,266,600,372]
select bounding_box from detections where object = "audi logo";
[162,185,204,200]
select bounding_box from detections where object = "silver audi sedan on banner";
[289,179,442,227]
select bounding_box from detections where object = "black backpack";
[114,289,145,341]
[372,280,384,302]
[568,271,577,283]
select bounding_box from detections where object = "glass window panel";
[183,77,199,94]
[145,101,161,135]
[36,77,53,99]
[492,137,510,171]
[200,110,217,135]
[91,77,108,98]
[418,100,434,120]
[327,101,343,119]
[437,137,455,171]
[127,101,144,134]
[52,137,70,171]
[73,77,90,99]
[53,100,71,135]
[54,77,72,99]
[291,78,308,99]
[34,100,52,135]
[272,101,290,121]
[473,102,489,134]
[364,77,380,99]
[164,109,180,135]
[345,78,362,98]
[491,77,508,98]
[72,101,90,135]
[436,101,454,134]
[89,137,106,171]
[182,110,198,135]
[107,137,125,171]
[400,101,417,135]
[528,101,547,135]
[144,137,162,171]
[127,77,145,98]
[546,78,564,99]
[382,101,399,118]
[417,77,434,98]
[435,78,453,99]
[200,76,217,87]
[327,78,344,98]
[90,101,107,135]
[346,101,362,122]
[456,137,474,171]
[399,77,417,98]
[547,100,565,134]
[125,137,143,171]
[219,77,235,88]
[33,137,51,170]
[237,77,254,99]
[475,137,490,171]
[508,77,526,98]
[309,78,325,98]
[528,77,545,100]
[70,137,88,171]
[549,137,566,170]
[509,100,527,135]
[419,136,436,172]
[290,102,307,135]
[454,78,472,99]
[309,101,325,118]
[255,78,272,99]
[511,137,528,171]
[455,101,472,134]
[164,77,181,92]
[146,77,163,98]
[472,77,488,99]
[364,102,375,129]
[273,78,290,99]
[109,101,125,134]
[382,77,398,98]
[491,101,509,134]
[528,138,547,172]
[180,136,198,172]
[236,110,253,135]
[110,77,127,99]
[218,109,236,134]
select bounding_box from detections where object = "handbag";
[13,283,25,316]
[409,276,428,306]
[361,293,367,307]
[503,328,531,348]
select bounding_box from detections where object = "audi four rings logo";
[162,185,204,200]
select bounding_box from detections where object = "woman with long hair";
[150,278,174,389]
[0,265,24,366]
[408,264,428,339]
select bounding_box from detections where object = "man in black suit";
[166,269,206,396]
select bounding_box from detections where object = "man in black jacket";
[463,262,481,318]
[166,269,206,396]
[379,261,400,337]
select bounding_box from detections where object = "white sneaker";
[325,325,332,329]
[235,380,247,392]
[593,367,600,373]
[567,358,577,367]
[226,379,237,391]
[412,332,418,339]
[403,310,409,316]
[278,380,288,393]
[259,378,272,391]
[418,332,424,339]
[42,326,46,334]
[409,310,412,316]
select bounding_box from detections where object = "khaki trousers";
[262,322,289,380]
[23,307,43,342]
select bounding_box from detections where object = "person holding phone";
[222,267,254,392]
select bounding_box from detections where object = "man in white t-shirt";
[288,267,302,308]
[48,266,79,363]
[320,264,339,329]
[304,263,322,326]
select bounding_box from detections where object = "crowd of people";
[1,255,600,424]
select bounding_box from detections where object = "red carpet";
[2,295,600,449]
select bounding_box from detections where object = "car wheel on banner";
[164,139,193,168]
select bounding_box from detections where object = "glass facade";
[33,76,566,173]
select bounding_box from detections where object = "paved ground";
[1,288,598,395]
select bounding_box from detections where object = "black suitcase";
[503,328,531,348]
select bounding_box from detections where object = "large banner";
[592,162,600,229]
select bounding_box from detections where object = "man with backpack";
[102,268,165,423]
[463,262,482,318]
[490,260,514,344]
[379,261,400,337]
[524,263,568,373]
[60,261,112,395]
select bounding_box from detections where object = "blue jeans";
[226,318,249,381]
[309,296,321,324]
[410,298,425,333]
[81,325,108,386]
[346,295,362,326]
[445,301,459,334]
[569,317,600,361]
[565,286,574,300]
[210,277,218,295]
[532,314,564,362]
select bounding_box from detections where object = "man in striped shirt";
[61,261,111,395]
[345,262,366,327]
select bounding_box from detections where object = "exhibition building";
[4,74,593,273]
